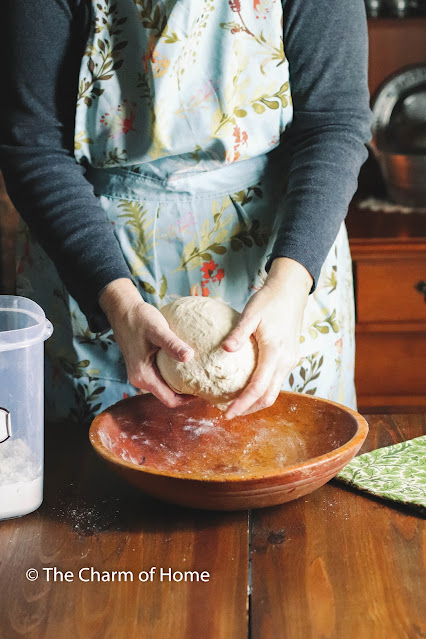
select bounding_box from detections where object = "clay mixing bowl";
[89,392,368,511]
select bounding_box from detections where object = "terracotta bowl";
[89,392,368,511]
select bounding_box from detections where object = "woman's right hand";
[99,278,194,407]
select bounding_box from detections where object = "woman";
[0,0,371,424]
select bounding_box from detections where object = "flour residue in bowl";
[183,417,223,437]
[103,408,307,479]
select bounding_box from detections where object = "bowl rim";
[89,392,369,484]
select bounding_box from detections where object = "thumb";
[222,313,258,352]
[153,327,194,363]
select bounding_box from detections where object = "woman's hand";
[99,278,194,407]
[222,258,313,419]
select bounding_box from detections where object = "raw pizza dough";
[156,297,258,409]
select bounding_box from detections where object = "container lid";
[0,296,53,352]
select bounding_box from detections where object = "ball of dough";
[156,296,258,409]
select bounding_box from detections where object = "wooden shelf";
[347,203,426,244]
[368,17,426,24]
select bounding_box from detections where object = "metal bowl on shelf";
[376,151,426,207]
[371,64,426,207]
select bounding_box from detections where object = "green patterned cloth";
[335,436,426,512]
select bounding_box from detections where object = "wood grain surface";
[367,18,426,97]
[250,414,426,639]
[0,421,249,639]
[347,202,426,412]
[0,415,425,639]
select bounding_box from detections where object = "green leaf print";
[74,130,94,151]
[58,357,94,380]
[141,281,156,295]
[252,103,266,114]
[178,196,233,271]
[163,31,180,44]
[137,72,153,100]
[261,98,279,110]
[135,1,166,32]
[70,376,106,425]
[76,322,116,350]
[322,268,337,294]
[118,200,155,257]
[335,435,426,512]
[230,219,270,252]
[250,82,291,114]
[209,41,251,137]
[230,238,243,252]
[308,310,340,338]
[77,0,128,107]
[172,1,215,89]
[220,7,285,67]
[134,0,180,43]
[92,386,106,396]
[159,275,168,300]
[211,245,227,255]
[291,353,323,395]
[231,185,263,206]
[99,147,128,167]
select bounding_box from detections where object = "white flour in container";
[0,438,42,519]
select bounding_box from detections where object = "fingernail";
[226,411,237,420]
[224,338,238,350]
[178,347,193,361]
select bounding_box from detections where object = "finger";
[236,352,299,417]
[221,313,259,352]
[149,326,194,363]
[237,374,284,417]
[129,366,194,408]
[149,367,196,408]
[224,343,279,419]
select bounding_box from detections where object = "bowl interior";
[90,392,366,482]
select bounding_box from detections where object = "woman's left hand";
[221,257,313,419]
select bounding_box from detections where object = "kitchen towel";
[335,435,426,513]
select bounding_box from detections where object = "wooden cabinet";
[367,18,426,97]
[348,17,426,411]
[347,204,426,411]
[356,253,426,323]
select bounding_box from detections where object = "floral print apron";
[16,0,356,424]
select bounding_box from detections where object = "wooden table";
[0,414,425,639]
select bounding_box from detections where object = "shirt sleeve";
[0,0,133,331]
[266,0,372,288]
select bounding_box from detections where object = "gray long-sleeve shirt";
[0,0,372,331]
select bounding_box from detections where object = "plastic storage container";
[0,296,53,520]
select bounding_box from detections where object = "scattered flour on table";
[0,438,42,519]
